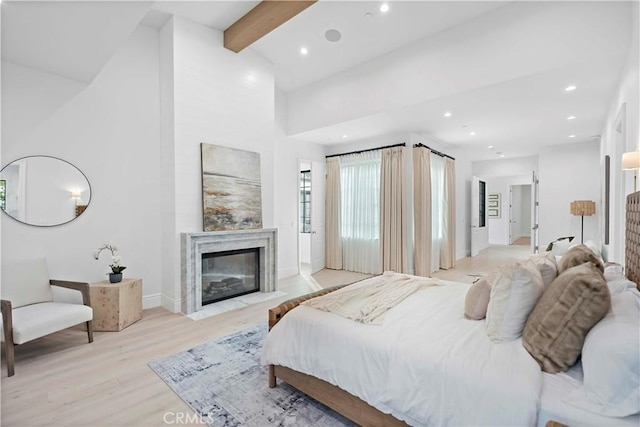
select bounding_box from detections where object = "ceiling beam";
[224,1,317,53]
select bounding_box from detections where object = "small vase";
[109,273,123,283]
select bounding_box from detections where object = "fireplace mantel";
[181,229,277,315]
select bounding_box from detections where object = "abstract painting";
[201,143,262,231]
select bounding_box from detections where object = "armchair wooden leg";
[2,299,15,377]
[5,340,15,377]
[86,321,94,343]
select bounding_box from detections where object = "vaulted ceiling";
[1,1,635,161]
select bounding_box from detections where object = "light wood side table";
[90,278,143,331]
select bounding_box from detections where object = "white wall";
[274,89,326,279]
[473,156,538,177]
[600,1,639,264]
[538,140,601,249]
[157,17,277,310]
[1,26,163,308]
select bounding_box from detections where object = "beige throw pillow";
[557,244,604,274]
[523,262,611,373]
[465,277,492,320]
[485,260,545,343]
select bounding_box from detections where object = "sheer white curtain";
[430,154,446,272]
[340,151,382,274]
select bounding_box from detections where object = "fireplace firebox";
[201,248,260,305]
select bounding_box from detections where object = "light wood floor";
[1,245,530,427]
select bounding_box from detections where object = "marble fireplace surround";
[181,229,277,315]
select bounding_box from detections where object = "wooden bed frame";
[266,192,640,426]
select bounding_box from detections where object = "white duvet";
[261,279,543,427]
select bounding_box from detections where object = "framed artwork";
[200,143,263,231]
[488,193,501,218]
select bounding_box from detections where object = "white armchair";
[1,258,93,377]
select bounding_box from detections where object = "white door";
[531,171,539,254]
[471,176,488,256]
[310,161,326,274]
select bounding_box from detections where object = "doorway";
[509,184,532,246]
[297,159,326,276]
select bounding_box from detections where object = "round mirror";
[0,156,91,227]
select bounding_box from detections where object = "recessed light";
[246,74,256,82]
[567,115,576,120]
[565,85,577,92]
[569,134,576,138]
[342,134,348,139]
[469,131,476,136]
[325,29,342,42]
[444,112,452,118]
[499,154,505,158]
[488,145,494,149]
[380,3,389,13]
[300,47,308,55]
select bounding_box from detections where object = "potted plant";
[93,244,127,283]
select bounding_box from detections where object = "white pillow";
[565,289,640,416]
[529,252,557,287]
[486,260,545,343]
[604,265,637,295]
[551,239,573,256]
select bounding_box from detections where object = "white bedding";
[538,362,640,427]
[261,278,543,426]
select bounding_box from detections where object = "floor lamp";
[622,151,640,192]
[570,200,595,244]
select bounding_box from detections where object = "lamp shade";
[70,190,82,199]
[622,151,640,170]
[570,200,595,216]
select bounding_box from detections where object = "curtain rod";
[325,143,406,159]
[413,143,455,161]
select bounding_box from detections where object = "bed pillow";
[566,289,640,416]
[557,244,604,274]
[529,252,557,287]
[485,260,545,342]
[523,263,610,373]
[603,264,637,295]
[549,237,574,256]
[465,277,492,320]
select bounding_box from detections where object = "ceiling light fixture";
[469,131,476,136]
[342,134,348,139]
[488,145,494,149]
[565,85,577,92]
[567,115,576,120]
[444,112,452,118]
[569,134,576,138]
[380,3,389,13]
[325,29,342,42]
[500,154,505,158]
[300,47,308,55]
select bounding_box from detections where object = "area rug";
[149,324,355,427]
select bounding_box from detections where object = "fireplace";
[201,248,260,305]
[181,229,277,315]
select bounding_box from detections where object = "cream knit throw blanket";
[302,271,441,325]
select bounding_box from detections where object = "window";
[300,170,311,233]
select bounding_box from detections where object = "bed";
[261,192,640,426]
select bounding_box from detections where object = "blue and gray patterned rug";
[149,323,355,427]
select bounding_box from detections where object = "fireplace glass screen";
[201,248,259,305]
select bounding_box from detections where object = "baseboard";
[161,294,182,313]
[278,266,298,279]
[143,293,162,309]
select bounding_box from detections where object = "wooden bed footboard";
[268,283,349,330]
